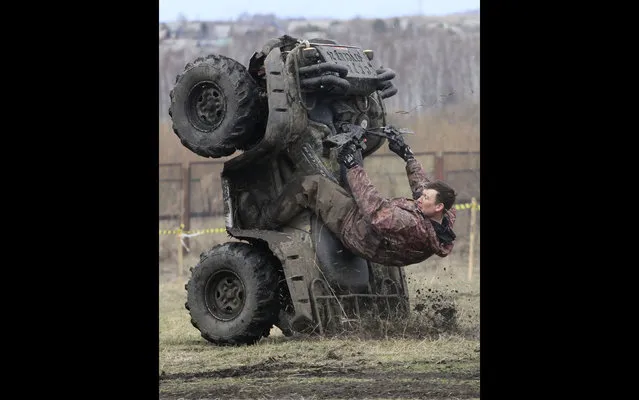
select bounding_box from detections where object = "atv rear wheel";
[185,242,280,346]
[169,54,264,158]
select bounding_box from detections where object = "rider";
[257,136,457,267]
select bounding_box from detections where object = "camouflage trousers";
[259,174,355,235]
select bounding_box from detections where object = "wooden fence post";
[177,229,184,277]
[467,197,477,281]
[181,164,191,253]
[434,152,444,181]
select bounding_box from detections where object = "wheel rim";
[204,269,245,321]
[187,81,227,132]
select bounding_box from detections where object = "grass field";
[159,256,480,400]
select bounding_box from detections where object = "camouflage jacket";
[340,158,456,267]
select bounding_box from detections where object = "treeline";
[159,15,479,119]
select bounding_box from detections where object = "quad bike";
[169,35,411,345]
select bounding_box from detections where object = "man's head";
[415,181,457,219]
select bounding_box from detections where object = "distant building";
[159,23,171,41]
[162,21,208,40]
[211,24,231,39]
[286,19,333,35]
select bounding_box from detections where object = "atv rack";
[309,276,408,335]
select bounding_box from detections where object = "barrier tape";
[454,202,480,211]
[159,202,480,236]
[159,226,227,235]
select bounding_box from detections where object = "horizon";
[159,0,480,23]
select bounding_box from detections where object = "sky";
[159,0,480,22]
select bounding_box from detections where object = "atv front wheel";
[185,242,280,345]
[169,54,264,158]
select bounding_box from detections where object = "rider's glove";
[338,142,359,169]
[388,136,414,162]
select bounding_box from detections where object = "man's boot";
[238,191,261,228]
[238,189,272,228]
[258,179,306,230]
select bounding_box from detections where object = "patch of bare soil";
[159,355,479,399]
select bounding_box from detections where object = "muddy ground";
[160,365,479,399]
[159,346,480,399]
